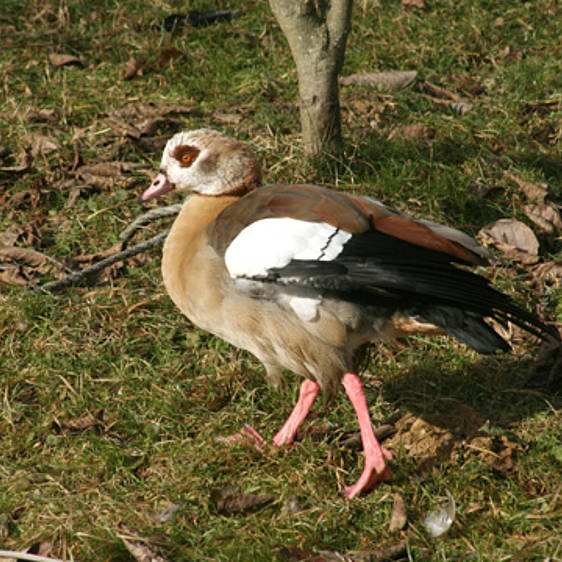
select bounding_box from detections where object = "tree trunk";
[269,0,352,159]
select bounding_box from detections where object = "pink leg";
[342,373,393,499]
[273,379,320,446]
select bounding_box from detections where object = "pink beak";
[140,172,175,202]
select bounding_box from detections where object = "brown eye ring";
[172,144,200,168]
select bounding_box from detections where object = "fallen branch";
[37,231,168,292]
[0,549,63,562]
[119,203,182,242]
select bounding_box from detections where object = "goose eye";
[172,144,201,168]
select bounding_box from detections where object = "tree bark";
[269,0,352,158]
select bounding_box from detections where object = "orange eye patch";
[172,144,201,168]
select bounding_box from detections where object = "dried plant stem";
[119,203,183,242]
[38,231,168,292]
[0,550,64,562]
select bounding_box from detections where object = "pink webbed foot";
[344,444,393,499]
[218,379,320,453]
[342,372,393,499]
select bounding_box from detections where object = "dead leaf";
[523,204,562,235]
[389,493,407,532]
[0,246,53,270]
[504,171,548,203]
[0,147,33,173]
[387,124,435,143]
[523,98,561,114]
[213,111,243,125]
[0,223,39,247]
[499,45,523,60]
[109,102,199,120]
[0,265,28,286]
[26,108,60,122]
[479,219,540,264]
[125,57,143,80]
[419,80,464,102]
[340,70,418,92]
[27,133,60,158]
[49,53,85,67]
[0,246,66,287]
[531,262,562,287]
[211,485,272,515]
[52,408,106,434]
[157,47,184,67]
[119,536,168,562]
[403,0,425,8]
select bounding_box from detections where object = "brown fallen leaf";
[523,98,561,114]
[531,261,562,287]
[26,108,60,122]
[211,485,272,515]
[479,219,540,264]
[387,124,435,143]
[0,147,33,173]
[523,203,562,235]
[403,0,425,8]
[213,111,243,125]
[157,47,184,67]
[0,223,40,247]
[0,246,55,271]
[125,56,143,80]
[27,133,60,158]
[118,535,168,562]
[389,492,407,532]
[109,102,199,121]
[49,53,85,67]
[0,264,28,286]
[504,171,548,203]
[52,408,106,434]
[419,80,464,102]
[340,70,418,92]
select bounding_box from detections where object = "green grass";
[1,0,561,560]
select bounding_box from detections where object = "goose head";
[141,128,262,202]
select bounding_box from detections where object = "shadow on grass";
[382,352,561,430]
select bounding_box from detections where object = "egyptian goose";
[140,129,558,499]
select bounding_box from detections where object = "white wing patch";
[224,217,352,278]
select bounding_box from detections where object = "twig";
[37,231,168,292]
[119,203,182,242]
[0,549,63,562]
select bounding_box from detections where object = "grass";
[1,0,561,560]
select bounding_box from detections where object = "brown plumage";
[140,128,559,498]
